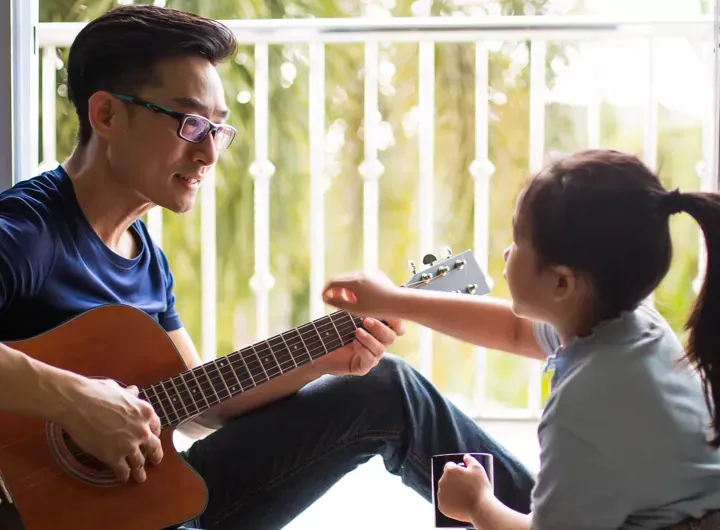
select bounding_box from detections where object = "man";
[0,5,535,529]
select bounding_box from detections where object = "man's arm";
[0,342,82,421]
[0,342,163,483]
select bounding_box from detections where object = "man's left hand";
[312,317,405,376]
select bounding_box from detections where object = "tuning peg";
[408,260,417,275]
[423,253,438,266]
[444,247,453,259]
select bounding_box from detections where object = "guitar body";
[0,305,208,530]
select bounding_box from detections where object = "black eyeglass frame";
[112,92,236,151]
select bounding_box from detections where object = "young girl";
[322,149,720,529]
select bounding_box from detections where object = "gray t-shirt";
[531,304,720,529]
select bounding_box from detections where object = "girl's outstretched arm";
[323,270,545,360]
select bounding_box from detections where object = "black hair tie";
[662,188,683,216]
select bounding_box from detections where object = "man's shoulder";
[0,167,68,225]
[0,168,70,254]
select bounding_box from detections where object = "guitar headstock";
[403,248,491,296]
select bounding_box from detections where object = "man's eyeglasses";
[111,93,236,152]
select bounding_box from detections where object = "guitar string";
[138,315,362,422]
[145,314,361,420]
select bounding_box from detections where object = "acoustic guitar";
[0,249,489,530]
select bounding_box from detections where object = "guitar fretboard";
[138,310,361,428]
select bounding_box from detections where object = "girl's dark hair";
[66,5,237,146]
[518,149,720,447]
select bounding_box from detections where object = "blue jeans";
[179,354,535,529]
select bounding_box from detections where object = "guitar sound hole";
[61,431,108,472]
[46,421,120,487]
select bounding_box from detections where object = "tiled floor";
[284,420,540,530]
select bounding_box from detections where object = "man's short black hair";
[66,5,237,146]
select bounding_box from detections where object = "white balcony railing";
[6,12,720,420]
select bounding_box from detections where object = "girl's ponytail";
[678,192,720,447]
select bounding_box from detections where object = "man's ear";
[549,265,580,303]
[87,91,126,142]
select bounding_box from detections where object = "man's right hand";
[57,377,164,483]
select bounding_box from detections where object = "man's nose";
[193,132,220,167]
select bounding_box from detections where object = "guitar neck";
[138,310,362,429]
[136,249,488,429]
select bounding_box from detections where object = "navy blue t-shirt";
[0,165,182,341]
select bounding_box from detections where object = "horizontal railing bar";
[37,15,715,47]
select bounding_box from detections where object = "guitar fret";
[265,340,284,375]
[206,363,230,402]
[144,385,168,427]
[251,345,270,381]
[343,314,360,345]
[223,356,244,394]
[300,324,322,361]
[178,373,201,416]
[291,328,312,364]
[189,367,211,409]
[199,364,222,405]
[149,384,166,416]
[339,313,358,345]
[279,332,297,369]
[318,318,337,349]
[168,376,190,420]
[214,359,235,396]
[238,350,257,387]
[327,314,344,347]
[255,342,280,379]
[158,381,180,424]
[310,321,329,356]
[272,335,297,372]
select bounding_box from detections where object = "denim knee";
[371,352,410,376]
[360,354,434,420]
[363,353,419,397]
[314,353,417,426]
